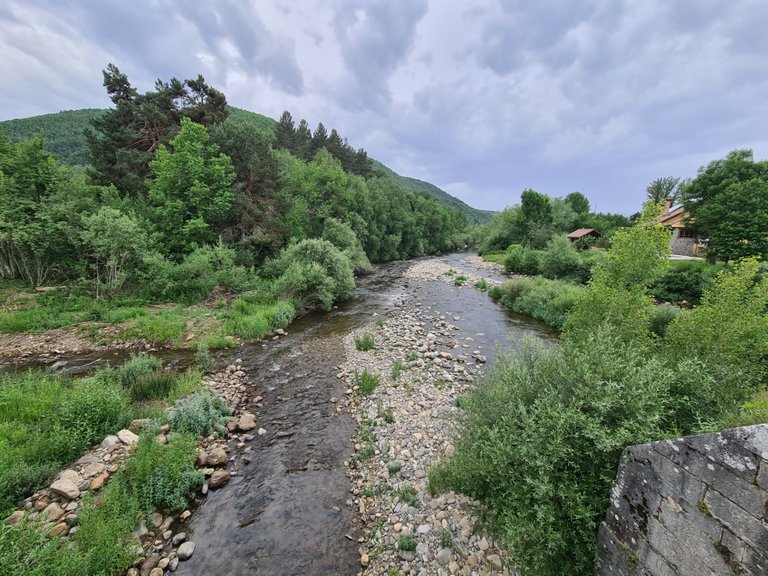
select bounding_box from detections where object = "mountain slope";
[0,108,103,165]
[0,107,493,223]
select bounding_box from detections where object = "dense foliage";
[433,206,768,575]
[0,64,470,317]
[479,189,630,253]
[682,149,768,262]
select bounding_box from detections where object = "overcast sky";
[2,1,767,214]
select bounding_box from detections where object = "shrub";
[489,278,584,329]
[539,235,582,280]
[168,392,231,437]
[142,242,253,304]
[664,258,768,413]
[115,354,176,401]
[649,260,720,304]
[503,245,541,275]
[355,333,375,351]
[474,279,488,291]
[453,274,468,286]
[429,332,669,576]
[649,303,680,338]
[264,239,355,311]
[125,431,204,514]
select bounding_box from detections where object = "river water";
[175,254,555,575]
[1,254,556,575]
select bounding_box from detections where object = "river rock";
[172,532,187,546]
[206,448,228,466]
[177,541,196,560]
[237,412,257,431]
[117,429,139,445]
[90,472,109,491]
[50,479,80,500]
[149,568,164,576]
[100,435,120,449]
[81,462,106,478]
[209,470,230,489]
[42,502,65,521]
[7,510,24,525]
[437,548,451,566]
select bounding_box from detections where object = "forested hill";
[370,159,494,224]
[0,107,492,223]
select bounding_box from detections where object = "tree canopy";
[682,149,768,261]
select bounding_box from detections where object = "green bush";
[168,392,231,437]
[0,370,130,513]
[142,242,254,304]
[125,431,204,515]
[57,377,130,446]
[429,332,669,576]
[114,354,176,401]
[539,235,582,280]
[649,303,680,338]
[489,278,584,329]
[264,239,356,311]
[649,260,720,304]
[503,245,541,275]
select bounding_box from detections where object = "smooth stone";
[237,412,257,431]
[100,435,120,449]
[172,532,187,546]
[7,510,24,525]
[437,548,451,566]
[42,502,65,521]
[209,470,230,489]
[177,541,196,560]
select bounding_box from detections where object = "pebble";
[344,257,512,575]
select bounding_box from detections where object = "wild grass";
[354,369,380,395]
[355,333,375,351]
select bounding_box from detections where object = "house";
[659,199,704,256]
[567,228,602,241]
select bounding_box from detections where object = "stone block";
[704,489,768,552]
[686,429,760,482]
[653,442,764,519]
[724,425,768,461]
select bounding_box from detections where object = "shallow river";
[2,254,556,575]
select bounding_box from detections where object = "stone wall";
[597,424,768,575]
[669,229,697,257]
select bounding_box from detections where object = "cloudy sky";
[2,1,767,214]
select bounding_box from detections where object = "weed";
[440,528,452,549]
[375,317,385,328]
[474,279,489,291]
[354,420,377,462]
[168,392,231,437]
[383,410,395,424]
[388,461,402,475]
[406,351,418,362]
[354,369,380,396]
[443,269,456,277]
[391,360,405,381]
[453,275,468,286]
[397,534,415,552]
[355,333,375,351]
[195,342,214,372]
[396,483,419,508]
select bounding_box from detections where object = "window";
[678,229,698,239]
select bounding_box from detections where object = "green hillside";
[370,159,493,224]
[0,108,104,165]
[0,107,492,222]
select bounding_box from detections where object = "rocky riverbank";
[344,257,513,575]
[5,361,269,576]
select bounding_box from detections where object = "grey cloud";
[332,0,428,112]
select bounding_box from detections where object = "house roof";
[659,206,688,228]
[567,228,602,239]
